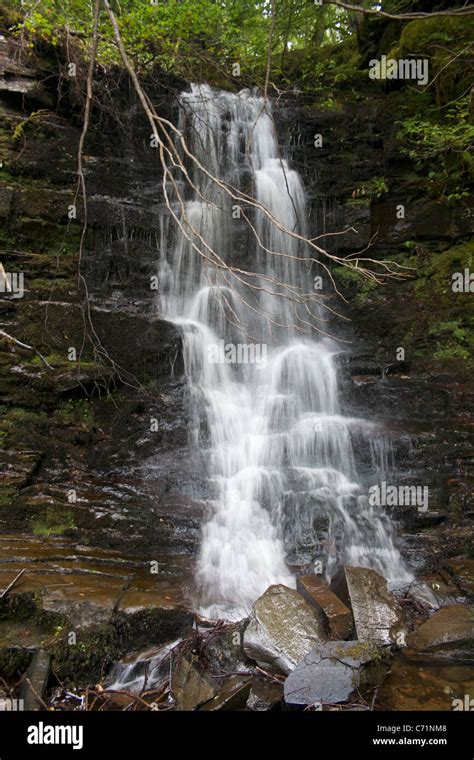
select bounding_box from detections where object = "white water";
[158,84,411,620]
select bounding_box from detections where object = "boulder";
[243,584,327,675]
[407,605,474,652]
[297,574,353,639]
[330,566,405,645]
[284,640,378,706]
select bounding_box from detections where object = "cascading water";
[158,84,411,620]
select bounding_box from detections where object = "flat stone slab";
[117,581,189,614]
[243,584,327,675]
[284,641,378,706]
[407,605,474,652]
[0,535,192,629]
[297,574,353,639]
[330,565,405,645]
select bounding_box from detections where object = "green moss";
[332,641,382,662]
[28,277,75,297]
[392,241,474,373]
[333,265,378,306]
[389,16,474,104]
[0,486,18,508]
[433,343,470,361]
[413,240,473,298]
[53,399,93,425]
[31,506,76,537]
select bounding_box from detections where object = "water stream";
[158,84,411,620]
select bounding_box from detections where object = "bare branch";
[323,0,474,21]
[0,330,54,370]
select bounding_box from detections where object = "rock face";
[297,575,353,640]
[243,584,327,675]
[0,36,52,106]
[284,641,377,706]
[407,605,474,652]
[330,566,405,645]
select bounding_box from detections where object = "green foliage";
[397,98,474,203]
[2,0,353,84]
[430,318,474,362]
[53,399,93,425]
[352,177,389,202]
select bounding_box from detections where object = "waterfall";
[158,84,411,620]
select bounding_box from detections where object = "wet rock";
[284,641,378,706]
[243,584,327,675]
[297,574,353,640]
[376,650,474,711]
[20,648,50,711]
[0,36,52,106]
[199,675,252,711]
[202,620,249,675]
[171,652,216,711]
[0,450,42,487]
[330,566,406,645]
[105,641,180,693]
[407,605,474,652]
[40,576,125,629]
[410,572,464,610]
[447,560,474,600]
[0,536,193,648]
[246,678,283,711]
[18,302,182,385]
[117,581,189,615]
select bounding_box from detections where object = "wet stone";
[376,650,474,711]
[407,605,474,653]
[171,653,216,711]
[20,648,50,711]
[243,584,327,675]
[297,574,353,639]
[284,640,379,707]
[447,560,474,600]
[246,678,283,711]
[330,566,406,645]
[199,675,252,711]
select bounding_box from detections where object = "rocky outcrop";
[0,35,53,106]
